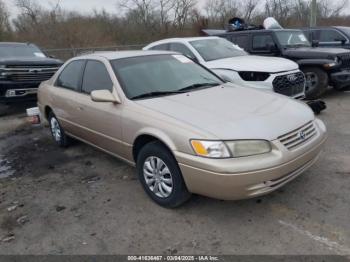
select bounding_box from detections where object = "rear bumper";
[175,120,327,200]
[330,70,350,89]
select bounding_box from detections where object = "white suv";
[144,37,305,99]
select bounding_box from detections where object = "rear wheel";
[302,67,328,99]
[48,112,70,147]
[136,141,191,208]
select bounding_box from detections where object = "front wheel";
[48,112,70,147]
[302,67,328,99]
[137,141,191,208]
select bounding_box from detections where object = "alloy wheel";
[143,156,173,198]
[305,72,319,92]
[50,117,61,142]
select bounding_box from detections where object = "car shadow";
[0,101,37,117]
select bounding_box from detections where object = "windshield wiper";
[131,90,185,100]
[178,82,220,92]
[130,82,220,100]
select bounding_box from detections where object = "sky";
[3,0,350,18]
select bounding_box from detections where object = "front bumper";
[330,70,350,89]
[243,69,306,99]
[174,119,327,200]
[0,81,39,103]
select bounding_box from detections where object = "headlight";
[226,140,272,157]
[191,140,230,158]
[0,65,6,79]
[323,62,337,69]
[190,140,272,158]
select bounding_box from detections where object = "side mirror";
[312,40,319,47]
[91,90,120,103]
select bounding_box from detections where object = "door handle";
[77,107,84,111]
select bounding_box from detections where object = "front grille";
[340,54,350,69]
[278,121,317,150]
[2,65,59,83]
[272,72,305,97]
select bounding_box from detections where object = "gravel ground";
[0,90,349,255]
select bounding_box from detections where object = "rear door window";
[56,60,85,91]
[234,35,249,50]
[169,43,196,60]
[252,34,275,51]
[149,43,170,51]
[82,60,113,94]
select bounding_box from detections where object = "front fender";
[133,127,178,151]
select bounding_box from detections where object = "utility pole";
[310,0,317,27]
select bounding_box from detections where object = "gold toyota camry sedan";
[37,51,327,207]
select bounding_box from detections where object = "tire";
[302,67,328,99]
[48,112,70,147]
[136,141,191,208]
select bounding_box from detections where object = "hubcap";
[305,72,319,92]
[143,156,173,198]
[50,117,61,142]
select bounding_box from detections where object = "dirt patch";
[0,216,19,232]
[4,134,70,178]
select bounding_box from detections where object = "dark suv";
[0,42,63,103]
[302,26,350,49]
[207,29,350,98]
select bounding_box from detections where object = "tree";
[173,0,197,29]
[205,0,239,27]
[157,0,175,33]
[243,0,259,21]
[0,0,11,40]
[15,0,42,25]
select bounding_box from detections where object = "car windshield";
[275,30,311,48]
[190,38,247,61]
[0,44,46,58]
[111,54,223,99]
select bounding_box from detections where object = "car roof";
[145,36,220,46]
[0,42,37,46]
[334,26,350,30]
[77,50,178,60]
[299,26,338,29]
[219,29,302,35]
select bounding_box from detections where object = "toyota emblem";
[287,74,297,82]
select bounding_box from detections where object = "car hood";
[135,84,314,141]
[204,55,298,73]
[283,47,350,59]
[0,56,63,66]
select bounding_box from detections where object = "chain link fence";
[43,44,146,61]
